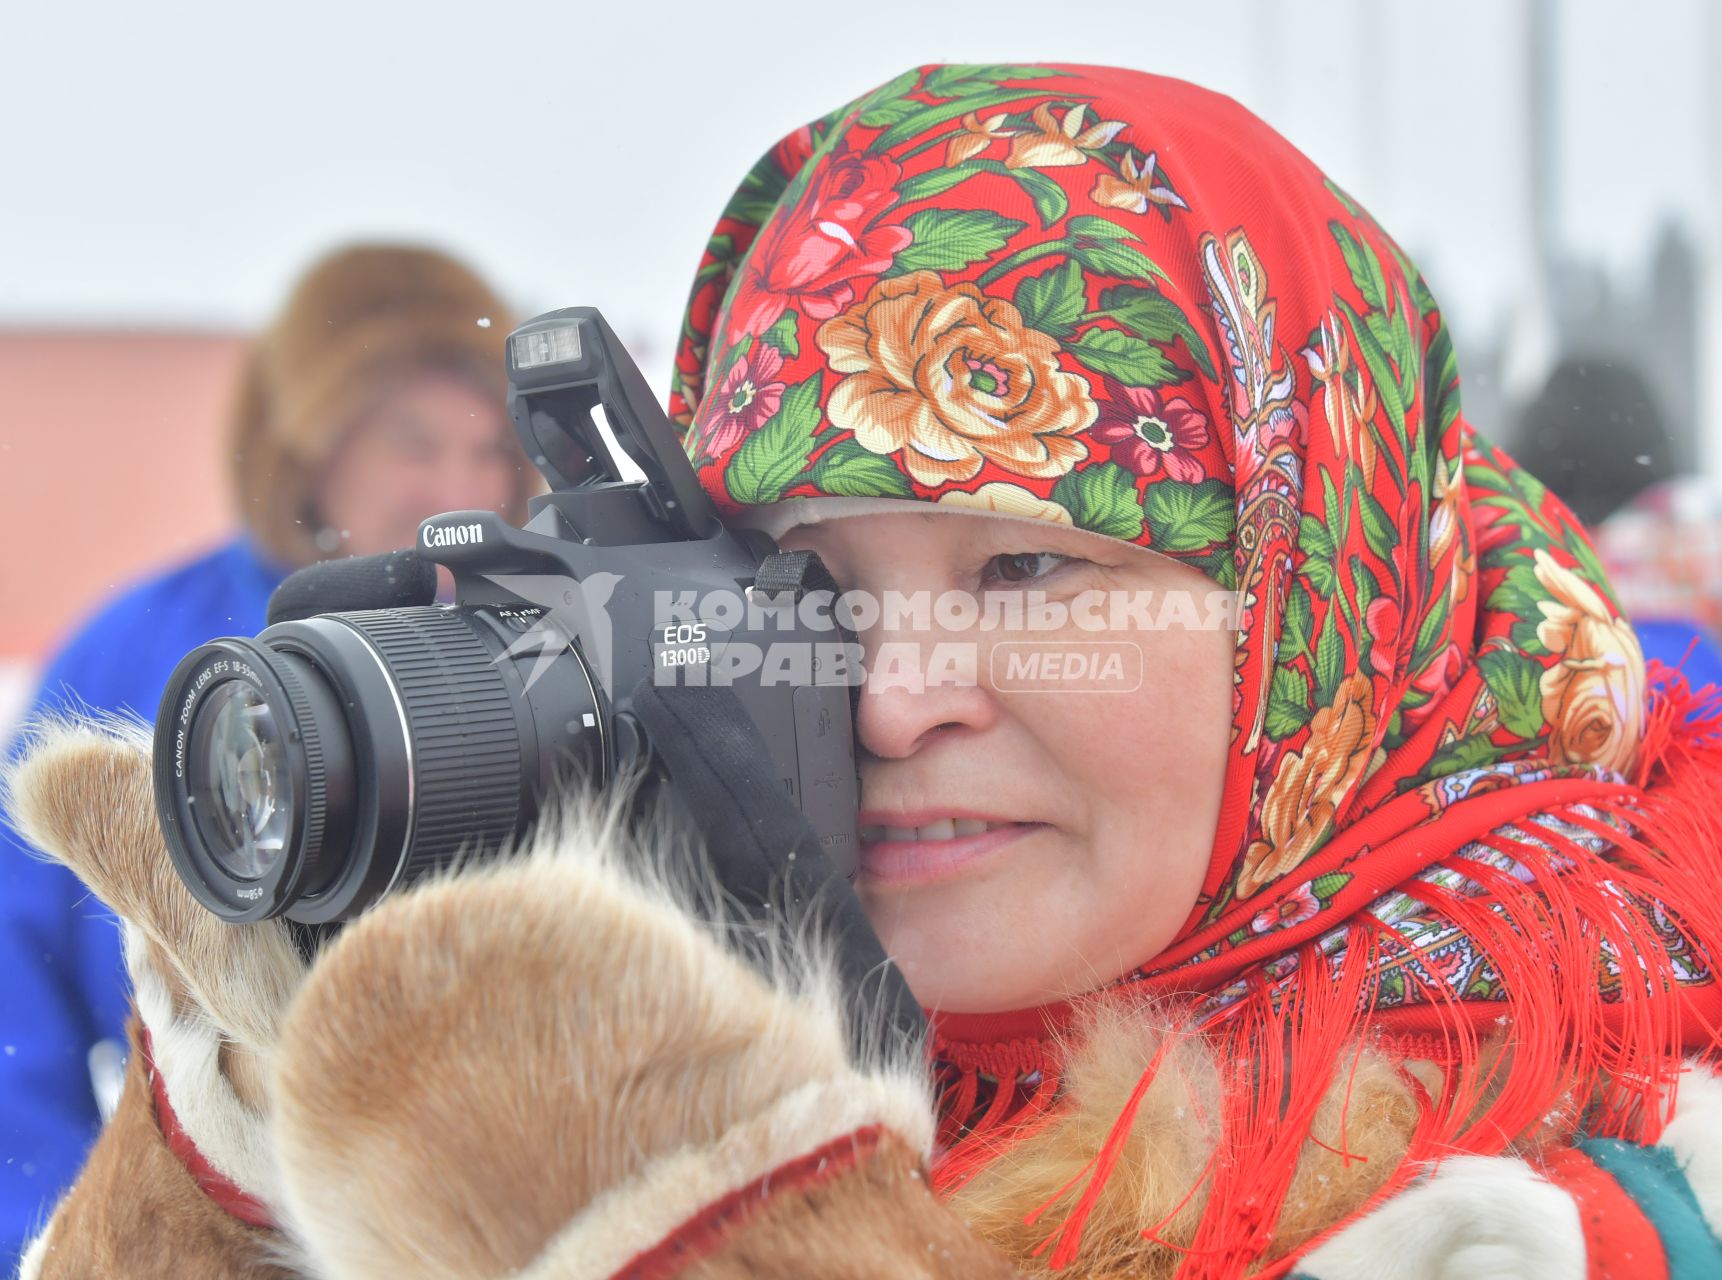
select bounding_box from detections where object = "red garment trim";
[140,1027,276,1231]
[609,1125,884,1280]
[1537,1145,1669,1280]
[1366,979,1722,1055]
[609,1123,881,1274]
[932,1000,1078,1047]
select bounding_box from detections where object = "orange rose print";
[815,271,1096,486]
[1237,672,1378,898]
[1532,548,1646,776]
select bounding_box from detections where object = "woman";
[0,242,532,1267]
[11,66,1721,1279]
[665,63,1722,1272]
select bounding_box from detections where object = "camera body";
[154,308,860,924]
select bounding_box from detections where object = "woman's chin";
[866,902,1073,1016]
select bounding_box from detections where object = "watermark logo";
[991,642,1143,693]
[479,575,1234,695]
[485,571,623,693]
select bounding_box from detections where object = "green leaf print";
[725,372,824,506]
[1477,647,1546,741]
[1050,462,1145,540]
[874,90,1040,151]
[1066,215,1170,284]
[1412,584,1452,666]
[1266,665,1314,740]
[1093,283,1217,379]
[1281,583,1316,661]
[1337,297,1406,441]
[890,209,1027,275]
[808,438,915,498]
[1358,491,1399,561]
[1145,479,1232,552]
[855,68,928,127]
[761,311,800,359]
[1299,514,1340,599]
[895,160,1069,229]
[1309,872,1353,901]
[1013,260,1086,338]
[1312,606,1344,708]
[1069,328,1185,387]
[921,65,1065,97]
[1423,732,1523,781]
[1330,221,1390,313]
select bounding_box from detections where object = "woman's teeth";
[860,819,1011,843]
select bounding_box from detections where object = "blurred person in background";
[1511,357,1677,528]
[1513,356,1722,680]
[0,242,530,1265]
[1597,474,1722,690]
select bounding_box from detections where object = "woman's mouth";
[855,814,1042,886]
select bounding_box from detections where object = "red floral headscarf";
[672,64,1722,1272]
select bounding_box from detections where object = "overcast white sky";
[1,0,1716,399]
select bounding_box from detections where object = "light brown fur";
[6,720,303,1277]
[946,1001,1427,1277]
[4,717,304,1058]
[267,813,1013,1277]
[8,719,1522,1277]
[681,1133,1018,1278]
[20,1016,293,1279]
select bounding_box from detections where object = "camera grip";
[629,679,926,1057]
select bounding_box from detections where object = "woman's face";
[315,370,518,559]
[777,511,1234,1013]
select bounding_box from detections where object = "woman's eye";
[983,552,1073,584]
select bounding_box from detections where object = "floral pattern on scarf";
[672,65,1662,943]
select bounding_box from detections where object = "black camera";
[153,308,861,924]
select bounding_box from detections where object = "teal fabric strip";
[1578,1138,1722,1280]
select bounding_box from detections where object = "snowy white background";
[2,0,1718,399]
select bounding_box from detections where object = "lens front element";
[155,637,356,922]
[188,680,291,881]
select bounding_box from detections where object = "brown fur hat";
[230,243,528,568]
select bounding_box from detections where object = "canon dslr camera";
[153,308,859,924]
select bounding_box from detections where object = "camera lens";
[155,607,607,924]
[156,637,357,922]
[187,681,290,880]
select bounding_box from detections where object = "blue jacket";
[1635,618,1722,698]
[0,537,287,1266]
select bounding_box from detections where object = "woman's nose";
[854,631,1000,760]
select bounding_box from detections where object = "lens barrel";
[154,605,603,923]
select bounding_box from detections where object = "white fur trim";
[520,1072,935,1280]
[742,494,1170,561]
[123,924,283,1210]
[1660,1059,1722,1240]
[733,496,926,538]
[17,1227,49,1279]
[1296,1154,1585,1280]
